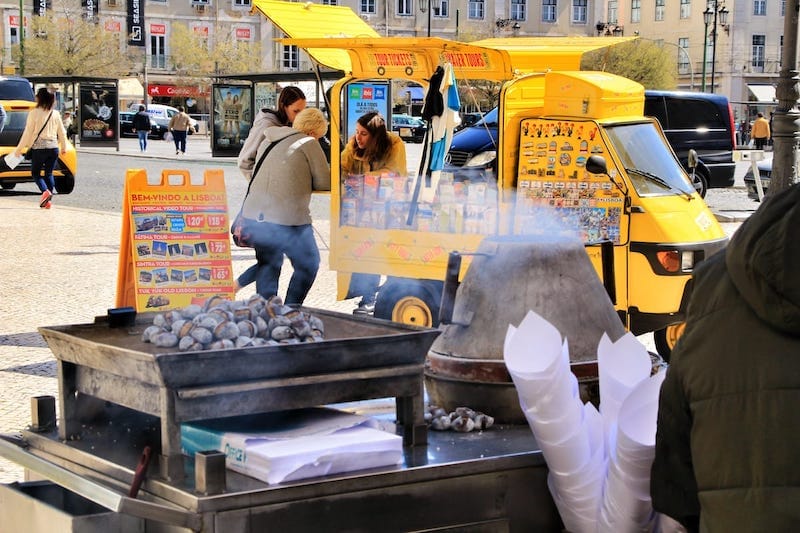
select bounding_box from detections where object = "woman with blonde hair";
[14,87,68,209]
[234,107,330,304]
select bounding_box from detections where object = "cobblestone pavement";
[0,137,757,483]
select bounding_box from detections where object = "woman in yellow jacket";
[340,112,407,313]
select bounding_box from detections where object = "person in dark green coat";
[651,183,800,532]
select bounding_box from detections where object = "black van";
[643,90,736,196]
[443,91,736,197]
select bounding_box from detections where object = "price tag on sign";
[207,214,226,229]
[185,214,205,228]
[212,267,230,280]
[209,240,228,254]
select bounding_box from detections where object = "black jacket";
[132,110,151,132]
[651,183,800,532]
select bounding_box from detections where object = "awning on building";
[747,84,776,102]
[119,78,145,100]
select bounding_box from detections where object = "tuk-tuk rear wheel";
[391,296,433,326]
[374,280,441,328]
[654,322,686,362]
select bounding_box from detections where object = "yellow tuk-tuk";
[253,1,728,357]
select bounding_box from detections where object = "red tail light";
[727,102,736,149]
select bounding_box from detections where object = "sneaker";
[176,150,180,155]
[353,300,375,315]
[43,202,51,209]
[39,190,52,208]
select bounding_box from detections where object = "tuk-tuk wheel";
[374,280,441,328]
[654,322,686,362]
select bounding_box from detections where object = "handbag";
[230,137,287,247]
[24,111,53,160]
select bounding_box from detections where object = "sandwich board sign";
[116,168,236,311]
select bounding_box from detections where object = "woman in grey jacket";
[239,108,330,305]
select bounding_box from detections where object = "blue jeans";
[31,148,59,193]
[137,130,148,151]
[250,222,320,305]
[172,130,187,153]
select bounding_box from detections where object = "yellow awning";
[471,36,637,72]
[251,0,379,72]
[251,0,637,79]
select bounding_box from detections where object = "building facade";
[0,0,789,120]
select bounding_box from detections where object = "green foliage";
[170,22,262,77]
[581,39,677,90]
[13,14,133,77]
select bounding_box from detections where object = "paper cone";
[524,395,584,443]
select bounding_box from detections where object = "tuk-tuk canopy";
[277,37,636,82]
[252,0,634,81]
[251,0,380,73]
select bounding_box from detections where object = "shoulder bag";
[25,111,54,160]
[230,138,282,247]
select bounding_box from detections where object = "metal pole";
[710,1,719,93]
[427,0,431,37]
[701,21,709,92]
[770,0,800,196]
[18,0,24,75]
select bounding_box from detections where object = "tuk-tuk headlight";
[681,251,694,272]
[465,150,496,168]
[656,250,694,273]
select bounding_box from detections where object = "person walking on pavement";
[238,86,306,179]
[237,107,331,305]
[168,105,192,156]
[132,105,151,152]
[651,183,800,532]
[13,87,68,209]
[751,112,770,150]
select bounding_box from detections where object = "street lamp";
[701,2,729,93]
[419,0,431,37]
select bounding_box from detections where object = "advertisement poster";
[514,118,624,244]
[79,81,118,146]
[345,82,390,142]
[117,169,235,311]
[211,84,252,156]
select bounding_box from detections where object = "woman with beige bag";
[12,87,68,209]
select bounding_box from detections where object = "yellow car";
[0,100,77,194]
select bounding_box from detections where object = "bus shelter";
[211,70,342,157]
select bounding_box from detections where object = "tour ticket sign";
[116,169,236,311]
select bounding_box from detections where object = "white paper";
[4,153,22,170]
[181,408,402,485]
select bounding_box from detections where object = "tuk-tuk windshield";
[604,122,694,197]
